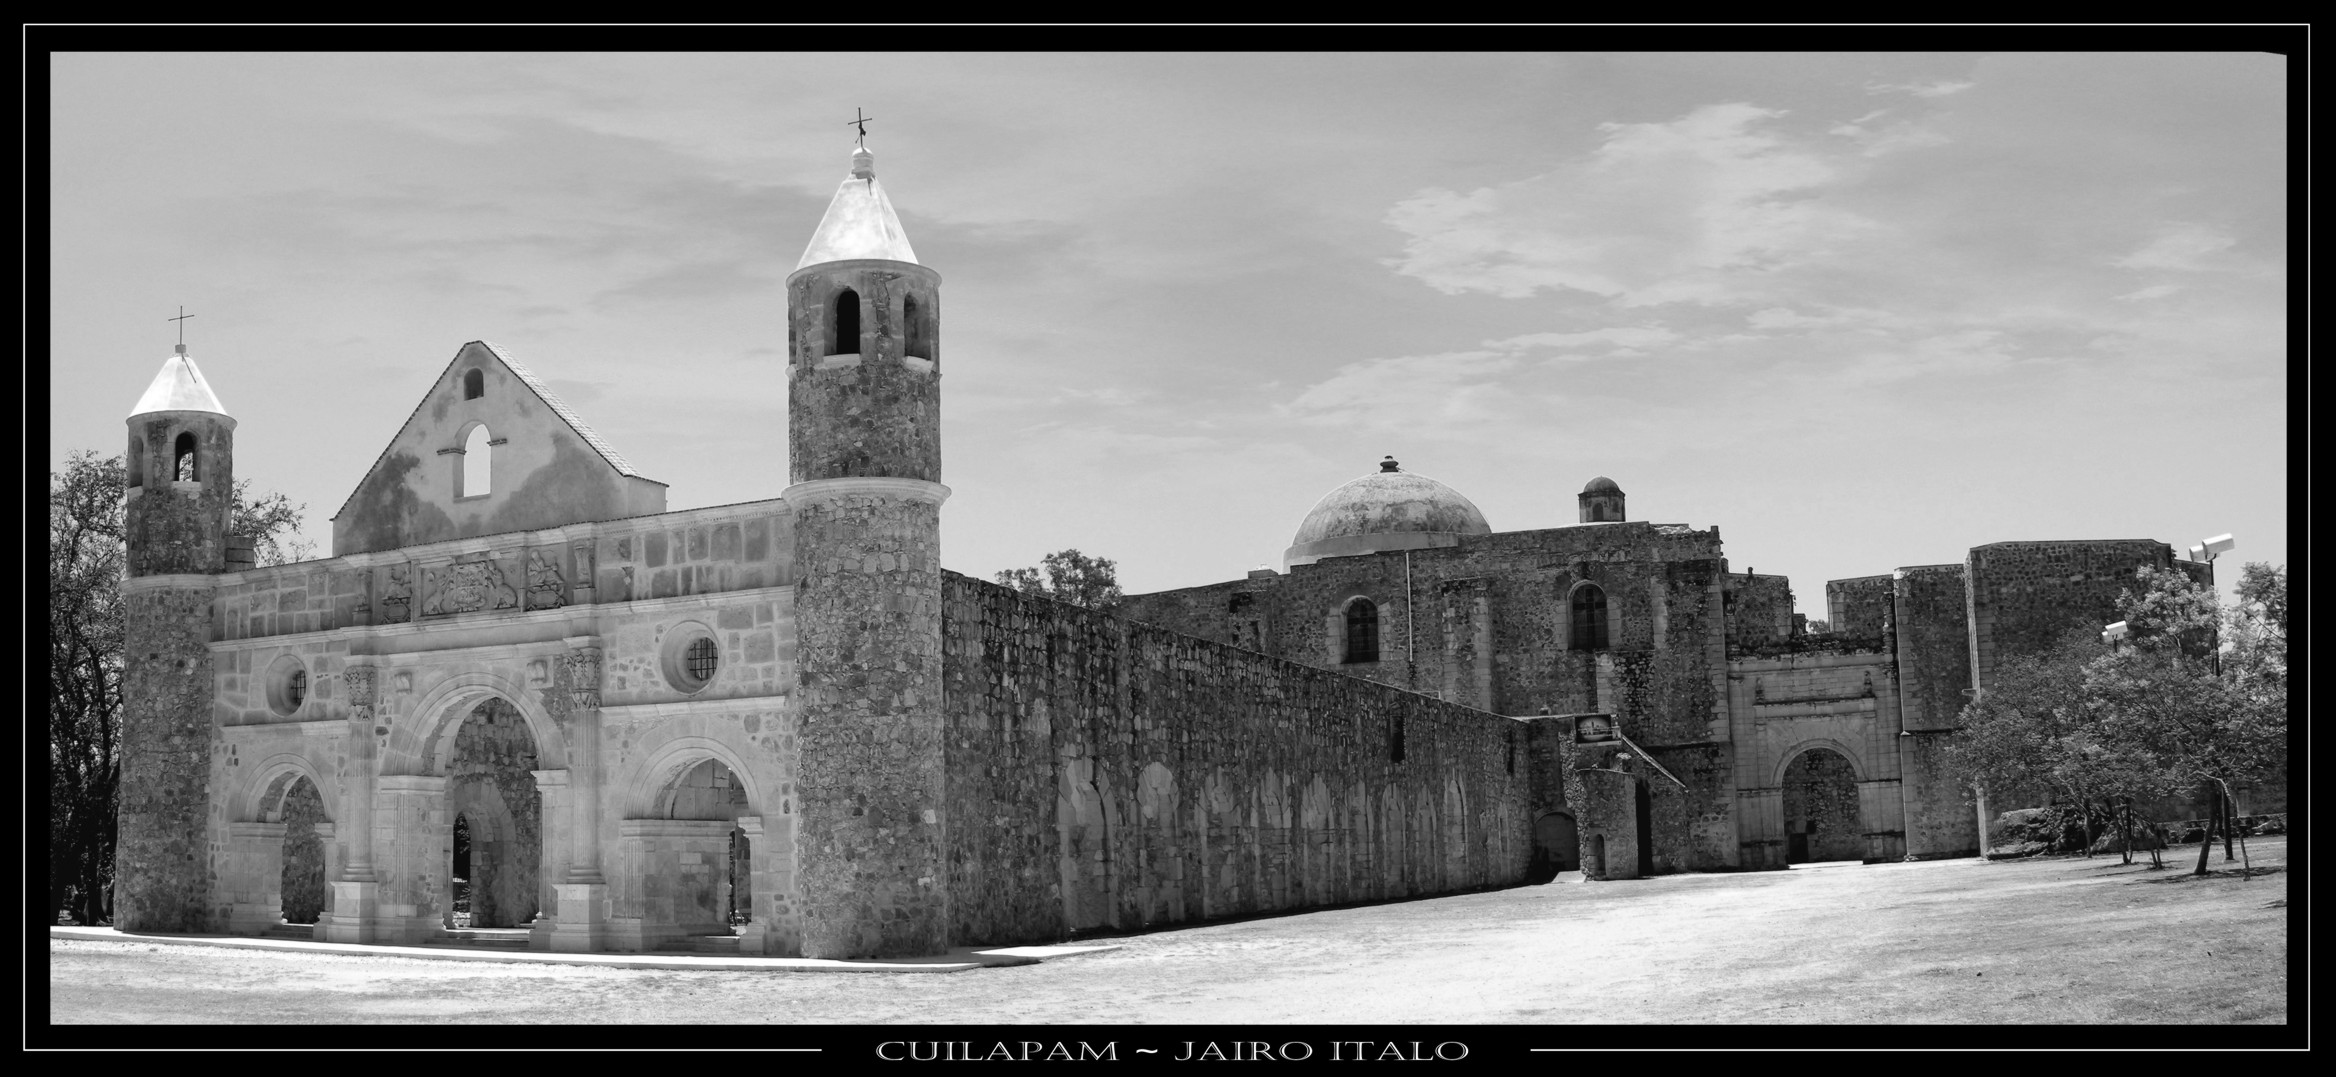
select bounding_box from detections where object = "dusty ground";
[48,838,2288,1026]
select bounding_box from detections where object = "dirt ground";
[47,838,2289,1027]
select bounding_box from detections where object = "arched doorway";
[276,775,328,925]
[442,697,542,929]
[650,757,753,942]
[1781,747,1864,864]
[1529,812,1578,882]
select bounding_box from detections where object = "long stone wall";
[942,573,1529,947]
[1966,539,2185,691]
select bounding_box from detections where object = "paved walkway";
[47,926,1116,974]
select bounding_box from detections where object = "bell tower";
[783,135,951,958]
[118,343,237,931]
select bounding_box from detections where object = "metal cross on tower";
[846,107,874,147]
[167,305,195,353]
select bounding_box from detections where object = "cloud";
[1277,350,1528,435]
[2113,283,2184,303]
[2113,223,2240,272]
[1483,326,1681,357]
[1865,80,1976,99]
[1382,103,1885,307]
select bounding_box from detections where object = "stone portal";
[1782,748,1864,864]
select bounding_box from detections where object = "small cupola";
[1578,476,1625,523]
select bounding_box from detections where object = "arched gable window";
[1571,583,1609,651]
[173,432,199,483]
[831,288,861,356]
[904,293,931,359]
[463,369,485,399]
[459,424,492,497]
[127,436,145,487]
[1344,598,1380,664]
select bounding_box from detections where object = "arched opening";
[459,424,492,498]
[1781,747,1864,865]
[903,292,931,359]
[450,813,473,928]
[830,288,861,355]
[1344,598,1380,664]
[1390,716,1406,763]
[442,697,541,929]
[463,368,485,399]
[652,757,755,941]
[275,775,328,925]
[1571,584,1609,651]
[173,431,198,482]
[127,436,145,487]
[1529,811,1579,882]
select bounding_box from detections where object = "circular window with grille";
[265,654,310,717]
[661,625,720,695]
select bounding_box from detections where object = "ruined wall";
[1825,575,1895,644]
[1966,540,2185,691]
[1892,565,1971,733]
[332,341,665,556]
[1723,572,1797,652]
[942,573,1529,946]
[1896,730,1979,858]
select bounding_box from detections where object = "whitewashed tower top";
[795,144,919,269]
[129,347,231,417]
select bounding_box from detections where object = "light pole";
[2186,533,2239,863]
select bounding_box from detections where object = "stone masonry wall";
[942,573,1529,946]
[118,579,221,932]
[1723,572,1796,653]
[1966,540,2184,692]
[791,491,945,959]
[1825,575,1895,644]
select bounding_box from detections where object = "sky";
[47,50,2289,616]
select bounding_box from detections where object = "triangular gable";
[332,340,662,525]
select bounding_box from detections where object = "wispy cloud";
[1865,79,1976,99]
[2112,223,2241,272]
[1382,103,1887,307]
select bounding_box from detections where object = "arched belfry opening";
[463,368,485,399]
[127,436,145,487]
[442,697,541,930]
[903,292,932,359]
[173,431,199,482]
[459,424,492,498]
[1781,747,1863,864]
[831,288,861,356]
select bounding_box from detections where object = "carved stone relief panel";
[422,556,520,617]
[379,564,412,624]
[527,549,566,611]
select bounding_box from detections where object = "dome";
[1285,457,1491,568]
[1582,476,1622,494]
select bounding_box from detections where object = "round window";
[265,654,310,717]
[661,625,720,695]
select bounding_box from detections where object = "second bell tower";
[783,138,951,959]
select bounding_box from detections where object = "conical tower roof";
[129,347,230,417]
[796,143,919,269]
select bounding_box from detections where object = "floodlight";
[2102,621,2130,645]
[2190,545,2207,562]
[2201,534,2236,559]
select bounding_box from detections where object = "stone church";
[112,137,2214,960]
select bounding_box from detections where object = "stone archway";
[225,756,338,935]
[440,697,542,929]
[1781,747,1864,864]
[1529,811,1579,882]
[611,740,773,953]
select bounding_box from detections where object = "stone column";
[548,639,608,952]
[312,821,339,923]
[528,768,571,951]
[323,664,381,943]
[372,774,449,945]
[224,821,288,934]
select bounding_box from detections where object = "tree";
[995,548,1123,611]
[47,451,312,924]
[1941,629,2155,855]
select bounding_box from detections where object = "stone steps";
[656,933,742,955]
[428,928,535,951]
[262,922,315,941]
